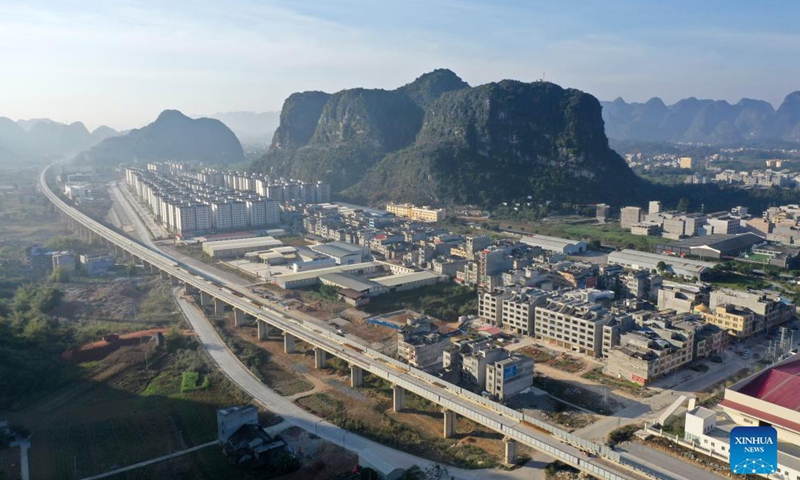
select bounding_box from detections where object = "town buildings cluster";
[125,163,332,237]
[713,168,797,188]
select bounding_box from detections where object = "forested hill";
[74,110,244,166]
[251,69,641,206]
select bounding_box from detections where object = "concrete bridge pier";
[350,364,363,387]
[233,309,245,326]
[214,298,226,316]
[283,333,296,353]
[503,437,518,465]
[160,271,169,280]
[313,348,327,369]
[257,320,268,340]
[199,291,212,307]
[442,408,457,438]
[185,284,198,295]
[392,385,405,412]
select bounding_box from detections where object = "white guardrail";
[41,165,664,480]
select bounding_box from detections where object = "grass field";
[706,272,769,290]
[22,343,260,480]
[498,217,663,251]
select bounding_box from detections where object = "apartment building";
[604,314,698,386]
[534,293,632,357]
[620,206,643,230]
[708,288,794,336]
[695,304,756,339]
[385,203,445,223]
[479,288,550,336]
[444,339,508,389]
[397,317,450,370]
[657,281,710,313]
[662,213,707,240]
[211,201,233,230]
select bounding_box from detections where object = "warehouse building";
[607,249,715,280]
[202,236,283,259]
[309,241,366,265]
[520,234,587,255]
[654,233,765,260]
[273,262,381,289]
[372,270,446,293]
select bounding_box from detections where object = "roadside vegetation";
[582,368,653,398]
[297,392,498,470]
[363,283,477,321]
[607,424,642,447]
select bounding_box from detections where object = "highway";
[41,165,694,480]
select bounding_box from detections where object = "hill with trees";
[252,69,640,206]
[74,110,244,166]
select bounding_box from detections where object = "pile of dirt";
[62,328,172,363]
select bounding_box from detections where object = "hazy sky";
[2,0,800,130]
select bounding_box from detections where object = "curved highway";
[40,165,673,480]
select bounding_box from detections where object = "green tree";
[50,267,70,283]
[676,197,690,213]
[165,326,185,352]
[656,261,667,273]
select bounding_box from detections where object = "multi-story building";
[604,312,710,386]
[620,270,661,301]
[657,281,710,313]
[620,206,643,230]
[696,304,757,339]
[534,293,632,357]
[631,222,661,236]
[662,213,707,240]
[386,203,445,223]
[705,215,741,235]
[211,201,233,230]
[708,288,794,337]
[174,204,197,235]
[596,203,611,223]
[397,317,450,370]
[479,288,550,336]
[444,339,509,390]
[195,203,212,231]
[485,354,535,400]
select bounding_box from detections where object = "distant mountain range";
[199,111,280,144]
[0,118,118,164]
[601,92,800,145]
[253,69,637,206]
[73,110,244,166]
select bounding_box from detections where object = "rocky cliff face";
[253,69,637,206]
[75,110,244,165]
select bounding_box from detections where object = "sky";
[2,0,800,130]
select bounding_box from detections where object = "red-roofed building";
[721,354,800,445]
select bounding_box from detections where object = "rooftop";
[736,355,800,411]
[372,270,443,287]
[659,233,765,253]
[203,236,282,251]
